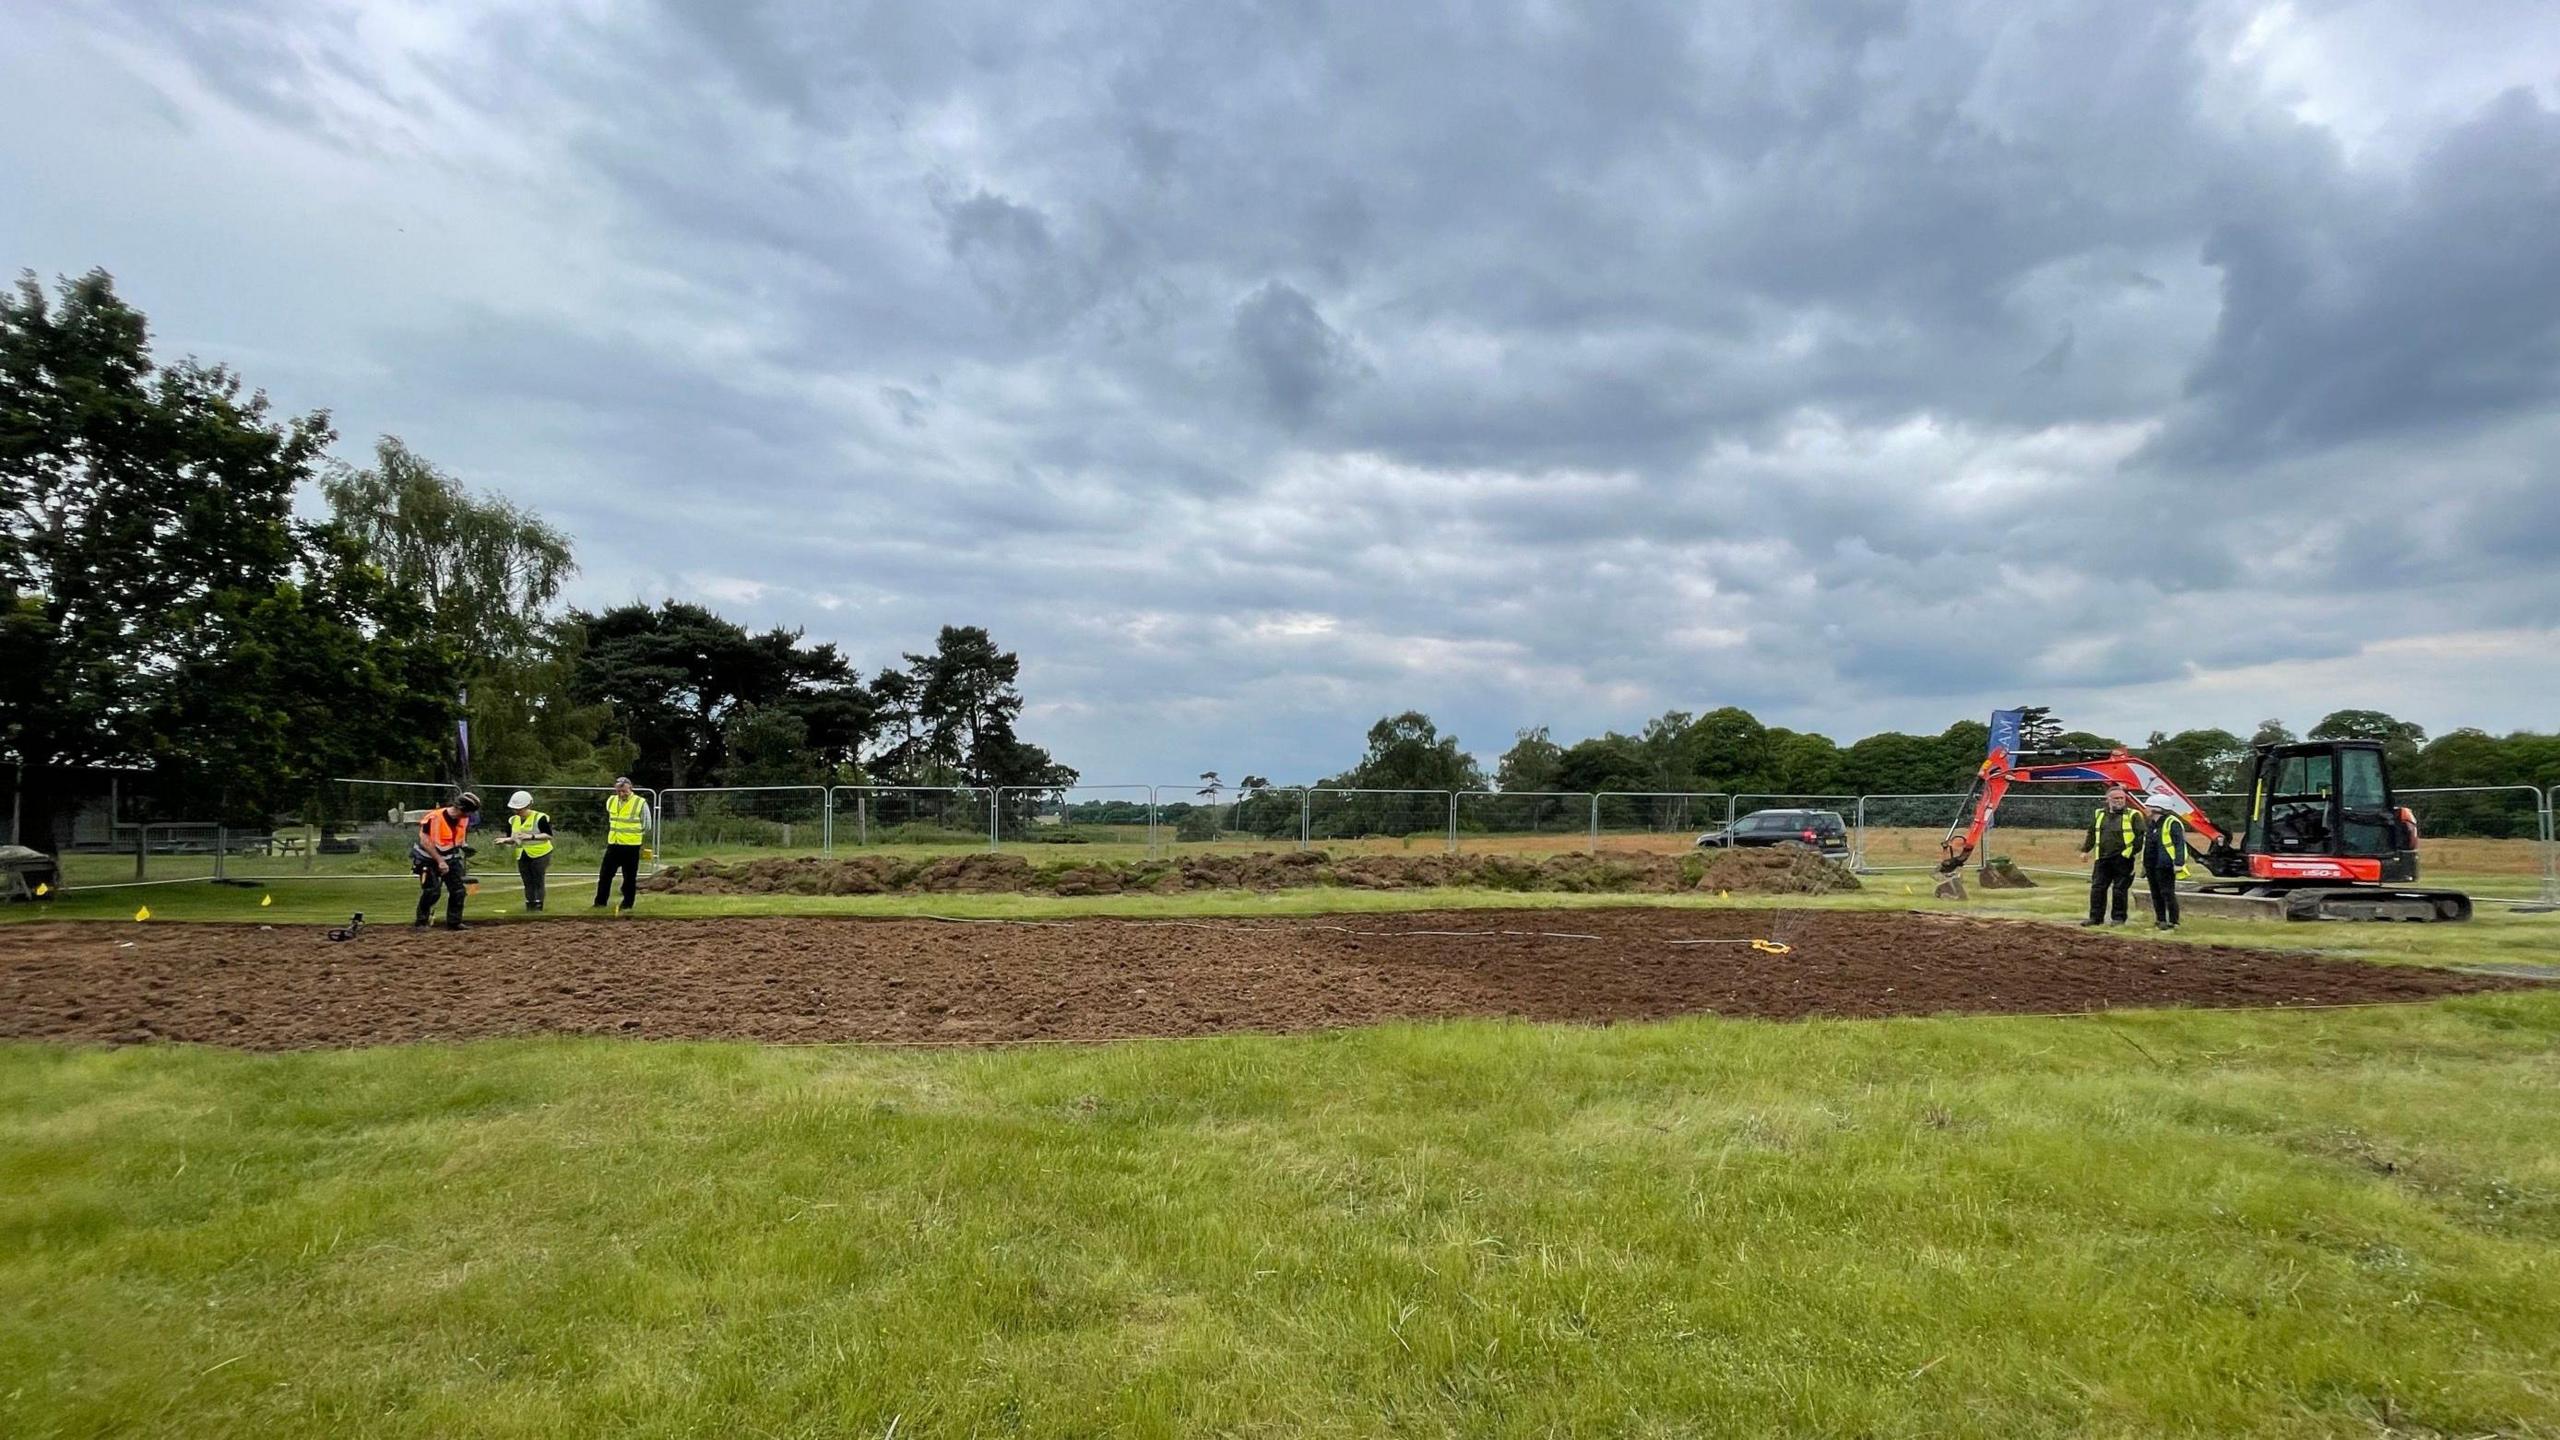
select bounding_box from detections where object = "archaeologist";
[594,776,650,913]
[412,791,481,931]
[2144,793,2190,931]
[495,790,554,911]
[2078,782,2145,926]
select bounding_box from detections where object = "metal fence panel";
[1590,792,1726,853]
[1303,788,1454,853]
[994,784,1154,855]
[2396,785,2551,900]
[1150,785,1306,854]
[1454,791,1593,855]
[828,786,993,852]
[657,786,829,863]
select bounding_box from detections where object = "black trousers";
[416,854,467,927]
[2147,866,2181,926]
[2088,855,2136,923]
[517,851,550,909]
[596,844,641,910]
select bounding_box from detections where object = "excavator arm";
[1936,751,2226,879]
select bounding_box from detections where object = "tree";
[721,704,818,789]
[320,436,572,663]
[906,625,1025,783]
[1495,726,1564,793]
[2249,717,2295,747]
[569,601,790,789]
[2142,727,2248,794]
[1764,728,1845,793]
[2,269,446,844]
[1684,706,1769,789]
[2308,708,2426,771]
[1340,712,1485,792]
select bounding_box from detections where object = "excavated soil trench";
[0,910,2521,1052]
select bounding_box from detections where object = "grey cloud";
[2158,88,2560,464]
[1231,281,1362,422]
[9,0,2559,782]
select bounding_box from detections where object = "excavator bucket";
[1933,868,1968,901]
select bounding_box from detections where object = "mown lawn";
[5,875,2559,1436]
[3,990,2559,1435]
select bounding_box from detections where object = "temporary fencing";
[995,784,1152,851]
[29,773,2557,904]
[1454,791,1589,854]
[1303,788,1456,852]
[1590,792,1727,853]
[658,787,828,862]
[832,786,993,851]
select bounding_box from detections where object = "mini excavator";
[1935,708,2471,922]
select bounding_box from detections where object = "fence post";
[1299,790,1310,851]
[134,824,147,882]
[1446,791,1458,853]
[821,789,834,856]
[214,825,227,883]
[988,787,1002,853]
[1853,797,1867,871]
[1589,794,1600,854]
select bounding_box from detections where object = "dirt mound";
[0,910,2520,1051]
[1978,857,2039,889]
[646,848,1858,898]
[1692,847,1862,894]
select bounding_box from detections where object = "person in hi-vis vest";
[496,790,555,911]
[595,776,651,913]
[2079,782,2146,926]
[2143,793,2190,931]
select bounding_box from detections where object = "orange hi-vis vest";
[420,808,469,855]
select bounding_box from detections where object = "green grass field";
[6,876,2559,1435]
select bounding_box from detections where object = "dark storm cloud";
[10,0,2559,778]
[1231,281,1362,423]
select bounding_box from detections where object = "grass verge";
[6,996,2560,1436]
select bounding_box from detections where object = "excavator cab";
[2228,740,2420,885]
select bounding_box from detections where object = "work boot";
[444,921,470,932]
[2080,918,2103,927]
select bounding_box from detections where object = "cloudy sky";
[6,0,2557,783]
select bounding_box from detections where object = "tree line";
[3,269,1071,848]
[1208,707,2559,839]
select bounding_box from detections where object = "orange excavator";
[1935,708,2471,922]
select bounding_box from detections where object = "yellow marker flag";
[1718,889,1731,900]
[33,882,48,897]
[260,894,274,908]
[134,906,152,922]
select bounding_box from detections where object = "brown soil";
[1979,858,2039,889]
[0,910,2519,1052]
[649,848,1856,898]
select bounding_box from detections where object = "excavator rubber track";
[2193,881,2472,923]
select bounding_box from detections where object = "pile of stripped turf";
[647,848,1861,898]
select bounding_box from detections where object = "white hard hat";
[507,790,534,810]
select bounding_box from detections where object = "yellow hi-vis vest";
[2090,806,2142,861]
[508,810,553,859]
[606,793,647,846]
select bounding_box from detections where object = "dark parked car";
[1696,808,1851,861]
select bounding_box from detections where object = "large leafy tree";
[2142,727,2249,794]
[1494,725,1564,792]
[320,435,624,785]
[321,436,573,661]
[1335,712,1486,793]
[1,269,450,844]
[2308,708,2427,772]
[569,601,875,789]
